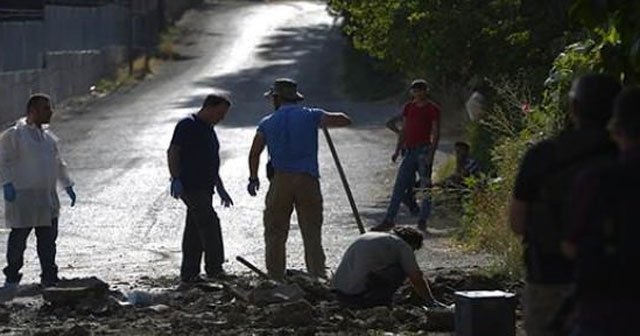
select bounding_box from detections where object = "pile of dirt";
[0,269,520,335]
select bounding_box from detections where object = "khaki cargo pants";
[264,171,326,280]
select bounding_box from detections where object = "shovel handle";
[236,256,270,279]
[322,126,366,234]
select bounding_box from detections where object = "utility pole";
[128,0,134,75]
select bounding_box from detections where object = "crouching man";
[332,226,435,308]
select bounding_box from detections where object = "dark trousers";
[3,218,59,285]
[180,190,224,280]
[337,264,406,308]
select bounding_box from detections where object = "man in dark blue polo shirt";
[167,94,234,283]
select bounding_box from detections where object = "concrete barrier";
[0,46,127,126]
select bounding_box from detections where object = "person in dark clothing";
[564,87,640,336]
[439,141,481,189]
[508,74,621,336]
[167,94,234,284]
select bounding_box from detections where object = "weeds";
[94,57,158,94]
[158,26,181,60]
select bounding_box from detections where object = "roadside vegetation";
[328,0,640,278]
[94,26,183,94]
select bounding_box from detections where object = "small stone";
[248,282,304,305]
[145,304,171,314]
[62,325,90,336]
[266,299,314,327]
[0,307,9,324]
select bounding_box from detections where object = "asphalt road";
[0,0,490,285]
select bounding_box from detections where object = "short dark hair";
[202,93,231,109]
[569,73,621,126]
[26,93,51,114]
[610,87,640,139]
[392,226,424,250]
[454,141,470,151]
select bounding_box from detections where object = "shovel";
[234,256,304,304]
[322,126,366,234]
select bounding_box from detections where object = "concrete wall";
[44,4,130,52]
[0,20,45,72]
[0,0,199,124]
[0,46,127,125]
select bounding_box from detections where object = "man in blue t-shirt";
[247,78,351,280]
[167,94,234,284]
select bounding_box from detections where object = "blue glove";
[247,177,260,196]
[170,178,183,199]
[65,186,76,207]
[3,183,15,202]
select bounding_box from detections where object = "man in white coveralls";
[0,93,76,295]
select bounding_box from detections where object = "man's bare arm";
[320,112,352,128]
[396,116,407,151]
[167,145,181,179]
[249,132,266,179]
[386,114,402,134]
[431,117,440,153]
[408,270,435,304]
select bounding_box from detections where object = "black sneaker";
[371,219,395,232]
[409,204,420,216]
[41,278,59,288]
[417,219,427,232]
[181,275,206,284]
[205,270,233,281]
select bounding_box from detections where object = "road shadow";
[174,22,397,128]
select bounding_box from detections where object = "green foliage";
[433,156,457,184]
[328,0,573,90]
[569,0,640,83]
[330,0,640,278]
[158,26,180,60]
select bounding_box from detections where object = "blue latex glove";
[170,178,183,199]
[247,178,260,196]
[3,183,15,202]
[65,186,76,207]
[217,186,234,207]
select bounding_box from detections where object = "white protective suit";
[0,119,73,229]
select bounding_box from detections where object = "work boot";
[417,219,427,232]
[409,204,420,216]
[205,269,234,281]
[0,282,19,303]
[370,219,395,232]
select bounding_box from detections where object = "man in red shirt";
[373,79,441,232]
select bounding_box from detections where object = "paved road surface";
[0,0,490,285]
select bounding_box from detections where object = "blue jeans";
[385,145,432,223]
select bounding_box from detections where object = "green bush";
[457,36,608,276]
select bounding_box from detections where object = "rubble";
[0,269,520,335]
[42,277,109,306]
[247,280,305,305]
[265,299,314,327]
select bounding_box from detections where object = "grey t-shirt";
[332,232,420,295]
